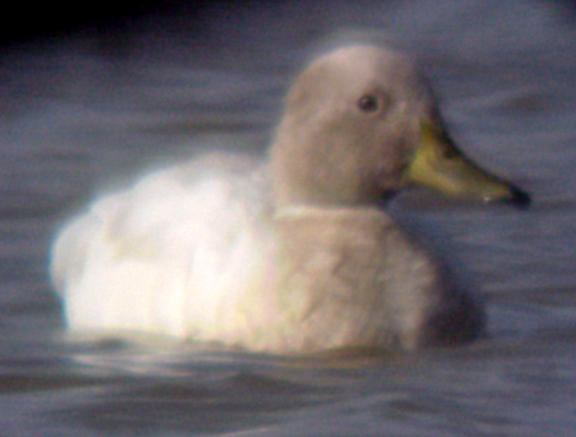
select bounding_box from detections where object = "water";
[1,0,576,435]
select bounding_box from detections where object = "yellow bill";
[405,119,530,208]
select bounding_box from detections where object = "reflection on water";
[1,0,575,435]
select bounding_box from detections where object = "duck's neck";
[270,149,396,214]
[270,143,381,211]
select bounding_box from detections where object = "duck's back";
[51,153,275,340]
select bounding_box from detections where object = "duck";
[50,45,530,354]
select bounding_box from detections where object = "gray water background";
[1,0,576,435]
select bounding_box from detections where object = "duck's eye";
[357,94,379,113]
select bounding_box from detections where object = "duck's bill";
[405,120,531,209]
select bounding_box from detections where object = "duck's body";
[52,156,270,340]
[52,157,480,352]
[51,46,528,354]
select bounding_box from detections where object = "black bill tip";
[505,185,532,210]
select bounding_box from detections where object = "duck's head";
[271,45,530,209]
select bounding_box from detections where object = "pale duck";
[50,45,530,354]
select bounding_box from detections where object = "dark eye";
[357,94,379,113]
